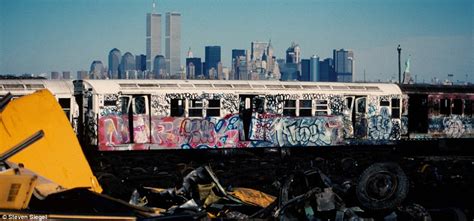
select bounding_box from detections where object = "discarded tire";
[356,162,409,211]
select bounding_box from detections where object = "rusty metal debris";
[119,164,438,220]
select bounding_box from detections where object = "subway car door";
[131,95,151,144]
[344,96,355,138]
[239,95,259,140]
[408,94,428,133]
[354,96,368,138]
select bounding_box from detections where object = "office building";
[279,63,299,81]
[236,59,249,80]
[153,55,166,79]
[319,58,335,82]
[310,55,320,82]
[165,12,181,75]
[90,60,104,79]
[186,57,202,79]
[300,59,310,81]
[119,52,135,79]
[251,41,269,60]
[232,49,246,62]
[108,48,121,79]
[187,63,195,79]
[217,62,223,80]
[286,42,301,64]
[333,49,354,82]
[146,6,161,71]
[135,54,146,72]
[205,46,221,78]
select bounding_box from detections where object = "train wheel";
[356,162,409,211]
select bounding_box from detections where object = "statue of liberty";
[404,57,410,74]
[403,56,413,84]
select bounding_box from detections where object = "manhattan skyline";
[0,0,472,82]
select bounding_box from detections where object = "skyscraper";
[135,54,146,72]
[310,55,320,82]
[120,52,135,79]
[300,59,310,81]
[146,3,161,72]
[333,49,354,82]
[232,49,246,62]
[205,46,221,79]
[90,60,104,79]
[187,63,195,79]
[108,48,121,79]
[286,42,301,64]
[251,41,269,60]
[217,62,223,80]
[186,57,202,79]
[153,55,166,79]
[279,63,299,81]
[165,12,181,76]
[319,58,335,82]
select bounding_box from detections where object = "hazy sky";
[1,0,473,82]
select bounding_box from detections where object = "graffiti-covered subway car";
[402,84,473,139]
[74,80,406,151]
[0,79,78,124]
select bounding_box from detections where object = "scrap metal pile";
[122,163,435,220]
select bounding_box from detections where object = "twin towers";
[146,3,181,77]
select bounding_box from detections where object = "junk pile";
[128,164,433,220]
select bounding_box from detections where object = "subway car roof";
[400,84,474,94]
[75,79,402,96]
[0,79,74,96]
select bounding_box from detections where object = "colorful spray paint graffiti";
[428,115,473,138]
[364,96,403,141]
[93,91,407,150]
[98,115,130,149]
[249,113,346,146]
[249,113,279,141]
[278,117,345,146]
[133,114,150,143]
[368,107,393,140]
[150,114,242,149]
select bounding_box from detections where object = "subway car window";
[189,99,203,117]
[439,98,451,115]
[207,99,221,117]
[134,96,147,114]
[452,99,463,115]
[58,98,70,119]
[315,100,328,116]
[431,99,440,115]
[58,98,70,109]
[283,100,296,116]
[170,99,185,117]
[299,100,312,117]
[104,100,116,106]
[121,97,130,114]
[380,100,390,106]
[391,98,400,119]
[464,100,473,116]
[356,98,366,114]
